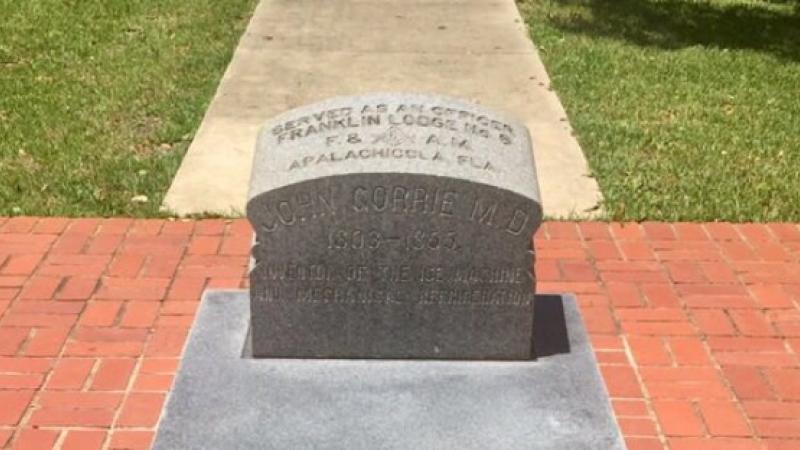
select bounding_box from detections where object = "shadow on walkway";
[542,0,800,61]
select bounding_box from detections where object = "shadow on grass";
[543,0,800,61]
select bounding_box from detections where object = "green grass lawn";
[0,0,256,217]
[519,0,800,221]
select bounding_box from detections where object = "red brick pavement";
[0,217,798,449]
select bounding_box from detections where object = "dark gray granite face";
[152,291,625,450]
[247,94,542,359]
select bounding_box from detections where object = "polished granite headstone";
[247,93,543,359]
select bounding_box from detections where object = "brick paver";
[0,218,798,449]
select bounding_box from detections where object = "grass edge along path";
[0,0,258,217]
[519,0,800,222]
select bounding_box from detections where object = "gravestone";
[247,93,542,359]
[155,93,625,450]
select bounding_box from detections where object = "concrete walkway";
[162,0,602,218]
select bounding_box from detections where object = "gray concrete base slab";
[153,291,624,449]
[162,0,603,218]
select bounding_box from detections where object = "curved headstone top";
[248,93,541,205]
[247,93,543,360]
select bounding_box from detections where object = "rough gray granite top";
[248,93,541,204]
